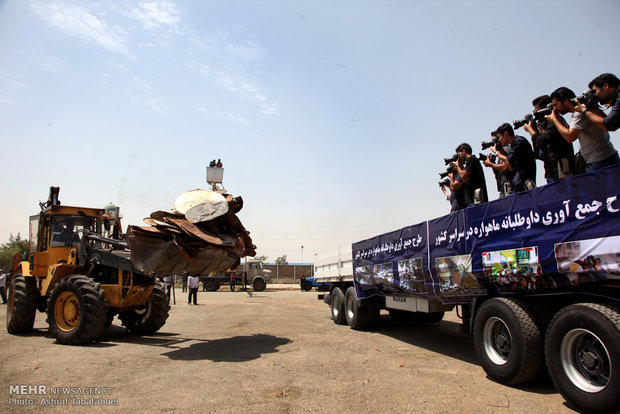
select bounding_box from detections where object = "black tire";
[301,280,313,292]
[545,303,620,413]
[473,297,543,385]
[344,286,369,330]
[330,287,346,325]
[47,275,107,345]
[204,279,219,292]
[119,282,170,334]
[253,278,266,292]
[6,275,38,334]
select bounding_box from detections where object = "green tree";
[0,233,29,271]
[255,255,268,262]
[275,255,288,265]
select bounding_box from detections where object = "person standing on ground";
[187,275,199,305]
[0,269,6,304]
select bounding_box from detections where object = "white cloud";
[31,1,130,56]
[146,96,165,114]
[126,1,180,31]
[0,94,14,105]
[187,62,211,76]
[216,111,248,126]
[40,61,61,72]
[216,74,280,115]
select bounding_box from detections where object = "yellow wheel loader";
[6,187,169,344]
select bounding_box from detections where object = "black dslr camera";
[513,102,554,129]
[481,136,502,152]
[444,154,458,165]
[572,89,598,109]
[438,178,451,187]
[439,164,455,179]
[478,153,496,163]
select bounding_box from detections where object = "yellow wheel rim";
[54,291,80,332]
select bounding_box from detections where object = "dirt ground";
[1,287,577,413]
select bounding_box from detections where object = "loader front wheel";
[47,275,107,345]
[6,275,38,334]
[119,283,170,334]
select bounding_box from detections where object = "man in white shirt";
[187,275,199,305]
[0,269,7,304]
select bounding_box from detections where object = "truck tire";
[253,277,266,292]
[204,279,219,292]
[345,286,369,330]
[47,275,107,345]
[6,275,38,334]
[473,297,543,385]
[545,303,620,413]
[330,287,346,325]
[119,282,170,334]
[301,280,313,291]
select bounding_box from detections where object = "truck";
[319,165,620,413]
[199,259,272,292]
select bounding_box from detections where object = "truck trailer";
[320,165,620,413]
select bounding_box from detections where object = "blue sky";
[1,0,619,263]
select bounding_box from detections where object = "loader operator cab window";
[50,216,86,248]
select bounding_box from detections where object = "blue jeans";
[587,152,620,172]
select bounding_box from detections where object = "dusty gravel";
[1,287,577,413]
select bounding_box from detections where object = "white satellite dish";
[173,189,229,223]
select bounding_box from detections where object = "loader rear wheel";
[119,283,170,334]
[47,275,107,345]
[6,275,38,334]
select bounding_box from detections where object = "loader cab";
[29,206,108,277]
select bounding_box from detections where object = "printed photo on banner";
[397,258,427,293]
[435,254,485,296]
[555,235,620,284]
[481,246,556,292]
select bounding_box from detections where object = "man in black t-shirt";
[451,143,488,208]
[483,123,536,192]
[524,95,574,183]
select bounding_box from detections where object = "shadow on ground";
[160,333,292,362]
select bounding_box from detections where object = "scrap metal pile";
[125,189,256,276]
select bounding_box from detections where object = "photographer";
[524,95,574,183]
[450,143,488,207]
[440,171,464,212]
[483,123,536,192]
[547,87,619,172]
[573,73,620,133]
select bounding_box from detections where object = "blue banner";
[353,165,620,304]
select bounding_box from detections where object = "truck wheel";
[253,278,266,292]
[330,287,346,325]
[204,280,219,292]
[473,297,542,385]
[119,283,170,334]
[6,275,38,334]
[301,280,313,291]
[545,303,620,413]
[47,275,107,345]
[345,286,369,330]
